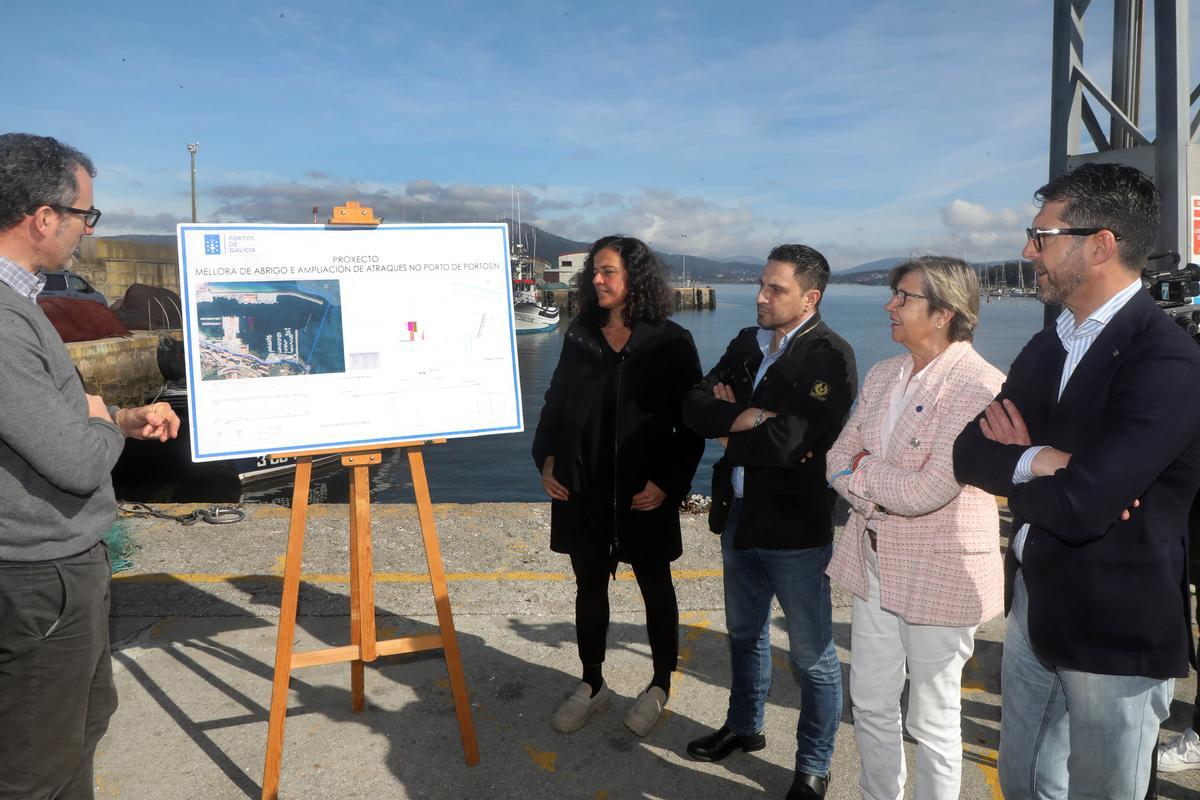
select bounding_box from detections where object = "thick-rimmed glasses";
[51,205,102,227]
[1026,226,1120,252]
[889,288,927,306]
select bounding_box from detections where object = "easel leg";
[407,448,480,765]
[348,465,365,713]
[348,462,377,712]
[262,458,313,800]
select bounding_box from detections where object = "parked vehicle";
[38,270,108,305]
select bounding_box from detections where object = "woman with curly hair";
[533,235,704,737]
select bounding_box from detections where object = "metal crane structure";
[1049,0,1195,263]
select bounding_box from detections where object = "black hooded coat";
[532,317,704,564]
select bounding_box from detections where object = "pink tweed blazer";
[826,341,1005,626]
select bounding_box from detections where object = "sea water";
[245,284,1046,505]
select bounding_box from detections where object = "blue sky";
[6,1,1192,268]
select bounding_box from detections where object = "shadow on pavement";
[111,576,802,798]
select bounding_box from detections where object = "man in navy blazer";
[953,162,1200,799]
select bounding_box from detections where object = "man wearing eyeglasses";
[953,162,1200,799]
[0,133,180,799]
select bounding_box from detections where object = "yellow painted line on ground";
[961,654,987,692]
[93,773,115,798]
[681,610,716,643]
[969,746,1003,800]
[113,568,723,585]
[522,744,557,772]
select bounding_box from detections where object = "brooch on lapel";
[810,380,831,401]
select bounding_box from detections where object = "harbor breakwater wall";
[541,285,716,315]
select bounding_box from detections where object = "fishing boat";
[111,384,341,502]
[509,191,560,334]
[1009,262,1036,297]
[512,274,560,334]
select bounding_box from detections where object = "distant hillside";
[828,257,904,286]
[829,256,1037,288]
[104,225,759,284]
[838,257,907,275]
[101,235,1036,289]
[106,234,177,246]
[507,222,588,265]
[506,222,761,283]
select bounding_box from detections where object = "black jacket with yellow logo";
[683,314,857,549]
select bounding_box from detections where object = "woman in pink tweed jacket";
[826,256,1004,800]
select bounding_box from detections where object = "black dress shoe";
[785,770,828,799]
[686,725,766,762]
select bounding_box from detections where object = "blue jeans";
[720,500,842,776]
[998,570,1171,799]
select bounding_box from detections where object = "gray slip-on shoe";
[552,681,611,733]
[623,686,667,737]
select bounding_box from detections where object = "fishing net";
[103,521,136,574]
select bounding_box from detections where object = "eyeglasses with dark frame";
[889,288,927,307]
[1025,226,1121,252]
[50,205,102,228]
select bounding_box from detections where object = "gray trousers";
[0,540,117,800]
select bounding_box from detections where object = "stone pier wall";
[68,333,173,407]
[76,238,179,302]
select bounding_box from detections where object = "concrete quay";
[97,502,1200,799]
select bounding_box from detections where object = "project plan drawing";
[177,223,523,461]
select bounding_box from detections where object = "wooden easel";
[260,203,479,799]
[259,442,479,799]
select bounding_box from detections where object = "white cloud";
[98,209,189,234]
[195,175,774,257]
[941,198,1029,231]
[925,198,1038,262]
[543,189,758,256]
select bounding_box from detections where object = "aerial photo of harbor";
[195,280,345,380]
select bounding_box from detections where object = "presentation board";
[176,223,522,462]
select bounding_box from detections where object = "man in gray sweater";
[0,133,180,799]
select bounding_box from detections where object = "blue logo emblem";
[204,234,221,255]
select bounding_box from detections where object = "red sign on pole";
[1192,196,1200,263]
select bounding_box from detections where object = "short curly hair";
[576,235,673,325]
[0,134,95,232]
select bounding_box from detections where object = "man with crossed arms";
[954,162,1200,798]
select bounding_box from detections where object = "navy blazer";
[953,289,1200,679]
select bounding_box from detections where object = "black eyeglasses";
[1026,226,1120,252]
[51,205,102,227]
[889,288,927,306]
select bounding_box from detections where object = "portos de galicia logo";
[202,233,257,255]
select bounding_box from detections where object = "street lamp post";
[680,233,688,285]
[187,143,199,223]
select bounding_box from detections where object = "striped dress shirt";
[1010,277,1145,560]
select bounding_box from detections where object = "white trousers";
[850,539,977,800]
